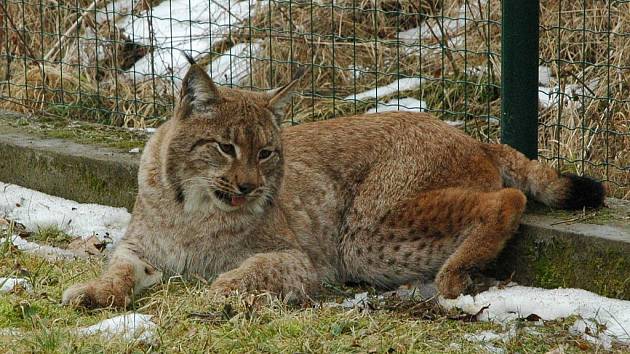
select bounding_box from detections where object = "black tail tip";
[560,173,606,210]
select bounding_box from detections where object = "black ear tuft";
[559,174,606,210]
[178,49,196,65]
[178,61,221,115]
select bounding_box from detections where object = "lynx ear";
[267,68,305,122]
[178,55,222,116]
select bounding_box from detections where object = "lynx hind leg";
[341,187,526,298]
[62,242,162,309]
[435,188,526,298]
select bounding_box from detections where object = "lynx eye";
[258,149,274,161]
[217,143,236,156]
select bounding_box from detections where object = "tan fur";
[62,64,600,308]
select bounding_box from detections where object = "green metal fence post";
[501,0,539,160]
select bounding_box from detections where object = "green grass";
[0,228,627,353]
[29,226,74,248]
[0,113,149,151]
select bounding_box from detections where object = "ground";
[0,224,628,354]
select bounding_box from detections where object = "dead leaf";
[66,235,107,256]
[497,271,515,289]
[0,217,29,237]
[449,304,490,322]
[575,339,591,351]
[12,261,30,276]
[524,313,542,322]
[188,303,237,324]
[186,327,198,337]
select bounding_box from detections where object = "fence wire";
[538,0,630,199]
[0,0,628,198]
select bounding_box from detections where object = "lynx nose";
[238,183,256,195]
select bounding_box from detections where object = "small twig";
[43,0,103,62]
[567,71,597,97]
[426,16,460,77]
[275,5,298,34]
[550,211,597,226]
[209,0,245,23]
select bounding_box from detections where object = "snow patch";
[464,325,517,353]
[78,313,157,344]
[441,285,630,347]
[464,330,504,343]
[0,277,32,293]
[398,0,487,49]
[344,78,423,102]
[538,80,599,109]
[465,65,551,86]
[444,120,465,127]
[322,283,437,310]
[538,66,552,86]
[366,97,427,114]
[347,64,368,80]
[121,0,259,81]
[323,292,370,309]
[127,127,157,134]
[570,319,613,350]
[208,42,261,85]
[0,182,131,244]
[5,235,79,260]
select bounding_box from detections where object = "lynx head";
[164,62,301,216]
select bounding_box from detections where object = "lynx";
[62,61,605,308]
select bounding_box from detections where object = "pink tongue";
[230,195,247,207]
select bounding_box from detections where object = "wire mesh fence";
[0,0,628,198]
[537,0,630,199]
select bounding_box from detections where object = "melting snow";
[366,97,427,114]
[322,292,370,310]
[0,277,32,293]
[538,80,599,109]
[208,42,262,85]
[0,182,131,244]
[78,313,157,344]
[441,285,630,348]
[464,326,517,354]
[6,235,79,260]
[398,0,487,50]
[120,0,259,81]
[344,78,423,102]
[538,66,552,86]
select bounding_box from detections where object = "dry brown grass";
[0,0,172,126]
[0,0,628,197]
[536,0,630,199]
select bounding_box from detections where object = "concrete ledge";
[0,121,139,210]
[1,115,629,299]
[492,212,630,300]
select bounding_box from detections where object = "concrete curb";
[0,123,139,210]
[1,121,629,299]
[492,214,630,299]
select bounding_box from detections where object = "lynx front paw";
[435,269,473,299]
[209,274,246,297]
[62,280,131,309]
